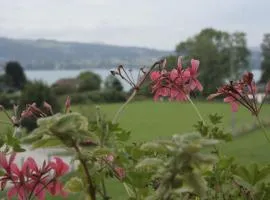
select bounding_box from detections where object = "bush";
[87,91,104,103]
[68,90,127,105]
[104,75,123,92]
[0,93,20,109]
[20,81,61,132]
[52,78,78,95]
[69,93,90,105]
[87,90,126,103]
[20,81,60,111]
[100,90,126,103]
[77,71,102,92]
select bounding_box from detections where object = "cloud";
[0,0,269,50]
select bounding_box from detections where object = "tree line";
[2,28,270,98]
[165,28,270,95]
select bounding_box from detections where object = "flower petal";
[150,71,161,81]
[191,59,199,73]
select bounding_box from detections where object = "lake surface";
[25,69,262,91]
[25,68,140,91]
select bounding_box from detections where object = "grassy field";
[74,100,270,141]
[1,100,270,199]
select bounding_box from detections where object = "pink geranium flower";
[224,96,239,112]
[50,157,69,177]
[150,70,170,101]
[114,167,125,180]
[208,72,270,116]
[150,56,202,101]
[188,59,203,91]
[0,153,69,200]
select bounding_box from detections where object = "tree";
[175,28,250,95]
[77,71,102,92]
[5,61,27,90]
[104,75,123,92]
[260,34,270,83]
[230,32,251,79]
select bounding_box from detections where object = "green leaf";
[193,153,216,164]
[208,113,223,124]
[0,169,5,176]
[140,142,168,154]
[184,172,207,197]
[92,147,111,158]
[20,132,43,144]
[127,171,152,188]
[199,138,219,146]
[37,114,61,127]
[234,165,252,185]
[65,177,84,193]
[50,113,89,136]
[0,138,4,148]
[256,166,270,183]
[31,136,63,149]
[136,158,163,171]
[115,130,131,142]
[13,144,25,152]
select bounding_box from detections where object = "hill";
[0,37,262,70]
[0,37,171,70]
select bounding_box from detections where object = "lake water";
[25,68,138,91]
[25,69,262,91]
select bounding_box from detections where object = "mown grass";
[1,100,270,199]
[74,100,270,141]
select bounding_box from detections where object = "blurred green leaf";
[65,177,84,193]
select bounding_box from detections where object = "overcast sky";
[0,0,269,50]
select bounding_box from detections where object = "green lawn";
[1,100,270,199]
[74,100,270,141]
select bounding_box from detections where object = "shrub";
[20,81,60,111]
[0,93,20,109]
[87,90,126,103]
[101,90,126,103]
[87,91,104,103]
[52,78,78,95]
[20,81,61,132]
[104,75,123,92]
[69,93,90,105]
[77,71,102,92]
[68,90,127,105]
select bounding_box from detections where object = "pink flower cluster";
[208,72,269,115]
[150,57,203,101]
[0,152,69,200]
[105,154,125,180]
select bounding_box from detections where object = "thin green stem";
[29,178,55,200]
[112,60,163,124]
[186,95,205,124]
[123,182,136,197]
[101,179,109,200]
[0,120,13,126]
[256,116,270,143]
[73,143,96,200]
[112,89,138,124]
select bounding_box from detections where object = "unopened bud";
[43,101,53,115]
[177,56,183,69]
[114,167,125,180]
[65,96,71,113]
[162,59,167,69]
[266,80,270,94]
[242,72,254,85]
